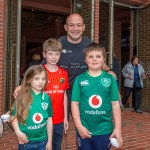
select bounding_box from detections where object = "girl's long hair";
[11,65,47,124]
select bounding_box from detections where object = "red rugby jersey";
[43,64,69,124]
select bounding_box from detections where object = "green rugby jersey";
[72,71,119,135]
[12,91,52,142]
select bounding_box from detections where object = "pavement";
[0,109,150,150]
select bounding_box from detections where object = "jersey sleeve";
[71,77,80,102]
[110,76,119,101]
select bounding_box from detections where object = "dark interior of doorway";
[26,42,43,67]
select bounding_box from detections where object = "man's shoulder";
[59,35,93,44]
[59,35,67,42]
[82,36,93,44]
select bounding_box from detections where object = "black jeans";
[122,86,141,110]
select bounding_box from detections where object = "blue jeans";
[76,131,111,150]
[52,122,64,150]
[18,140,47,150]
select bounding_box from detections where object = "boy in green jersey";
[71,43,123,150]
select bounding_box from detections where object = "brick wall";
[99,3,122,90]
[99,3,109,51]
[114,21,122,89]
[94,0,99,42]
[139,6,150,112]
[7,0,17,109]
[75,0,91,38]
[130,11,134,59]
[99,3,121,60]
[0,0,6,114]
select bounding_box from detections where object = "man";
[14,13,114,112]
[58,14,112,111]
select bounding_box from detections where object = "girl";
[11,65,53,150]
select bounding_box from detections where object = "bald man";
[58,14,112,112]
[58,14,93,109]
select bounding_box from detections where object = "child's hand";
[13,85,22,99]
[46,142,52,150]
[78,125,92,139]
[15,130,29,144]
[64,118,69,134]
[110,128,123,148]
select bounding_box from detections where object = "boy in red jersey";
[43,38,69,150]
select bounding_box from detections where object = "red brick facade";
[0,0,7,114]
[94,0,99,42]
[75,0,91,38]
[139,6,150,111]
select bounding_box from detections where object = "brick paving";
[0,110,150,150]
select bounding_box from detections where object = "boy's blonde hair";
[43,38,62,53]
[84,43,106,59]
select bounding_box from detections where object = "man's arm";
[102,63,117,79]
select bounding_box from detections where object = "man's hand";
[102,63,117,79]
[107,70,117,79]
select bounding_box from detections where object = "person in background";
[11,65,53,150]
[29,53,42,66]
[113,55,124,109]
[71,43,122,150]
[113,55,121,88]
[122,56,146,113]
[42,38,69,150]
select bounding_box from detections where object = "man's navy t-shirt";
[58,35,93,99]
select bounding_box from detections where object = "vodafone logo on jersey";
[33,113,43,124]
[89,95,102,109]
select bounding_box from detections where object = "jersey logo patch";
[62,49,67,53]
[101,78,111,87]
[62,49,72,53]
[89,95,102,109]
[60,77,65,83]
[42,102,48,110]
[33,113,43,124]
[80,80,89,86]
